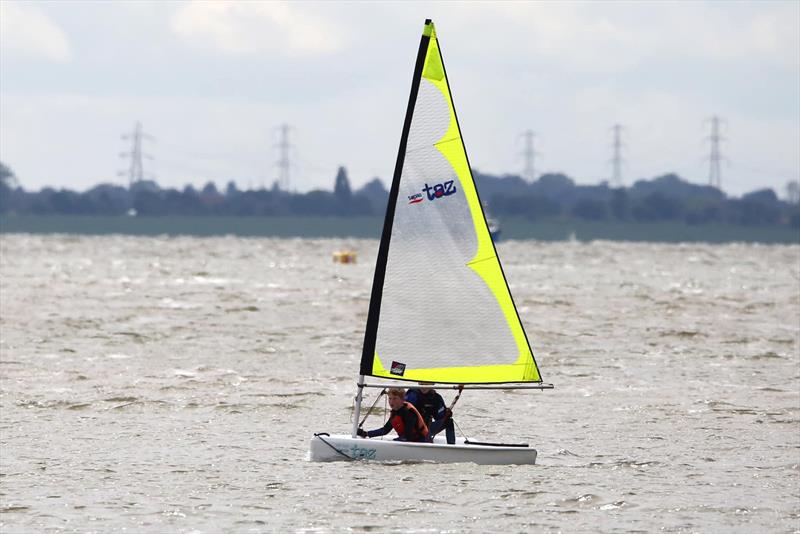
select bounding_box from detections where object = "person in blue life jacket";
[357,387,429,442]
[405,384,456,444]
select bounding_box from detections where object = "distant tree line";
[478,171,800,228]
[1,161,798,228]
[0,165,388,218]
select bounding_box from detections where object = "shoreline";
[1,215,797,244]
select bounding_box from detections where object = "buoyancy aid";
[390,402,429,442]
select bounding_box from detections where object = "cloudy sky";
[1,1,798,196]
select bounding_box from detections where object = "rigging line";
[358,388,387,428]
[447,385,464,416]
[434,136,463,147]
[437,384,464,432]
[453,418,470,443]
[445,385,465,438]
[313,433,353,461]
[733,162,800,181]
[157,139,266,165]
[466,256,499,267]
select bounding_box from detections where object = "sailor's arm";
[364,420,392,438]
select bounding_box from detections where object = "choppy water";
[0,234,798,533]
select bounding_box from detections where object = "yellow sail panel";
[363,20,542,385]
[426,27,538,383]
[371,352,539,384]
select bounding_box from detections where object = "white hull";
[309,434,537,465]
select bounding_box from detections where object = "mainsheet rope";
[313,433,353,460]
[358,388,387,429]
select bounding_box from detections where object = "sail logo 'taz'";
[407,181,457,204]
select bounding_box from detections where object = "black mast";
[360,20,432,376]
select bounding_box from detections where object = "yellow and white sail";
[360,20,543,385]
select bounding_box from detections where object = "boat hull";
[309,434,537,465]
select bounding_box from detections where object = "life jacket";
[390,402,429,442]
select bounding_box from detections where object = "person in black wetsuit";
[405,385,456,444]
[357,388,429,442]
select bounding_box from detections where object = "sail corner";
[423,19,435,37]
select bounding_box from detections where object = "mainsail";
[360,19,543,385]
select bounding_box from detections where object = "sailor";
[357,388,428,442]
[405,384,456,444]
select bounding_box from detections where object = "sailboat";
[484,203,501,241]
[309,19,552,465]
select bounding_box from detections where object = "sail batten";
[360,19,543,385]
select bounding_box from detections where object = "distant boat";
[484,203,501,240]
[309,19,552,465]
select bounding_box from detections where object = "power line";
[275,123,292,191]
[706,115,725,189]
[119,121,154,188]
[787,181,800,204]
[520,130,537,182]
[610,124,624,187]
[731,161,800,182]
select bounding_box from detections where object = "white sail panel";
[363,20,541,384]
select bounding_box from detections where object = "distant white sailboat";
[309,19,552,465]
[484,203,501,240]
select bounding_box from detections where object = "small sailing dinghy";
[309,19,552,465]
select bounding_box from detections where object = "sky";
[1,1,798,197]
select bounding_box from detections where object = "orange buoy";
[333,251,357,264]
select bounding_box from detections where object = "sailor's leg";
[445,419,455,444]
[428,419,444,438]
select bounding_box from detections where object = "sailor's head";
[387,387,405,410]
[418,381,434,393]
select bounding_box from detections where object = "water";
[2,215,799,243]
[1,234,798,532]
